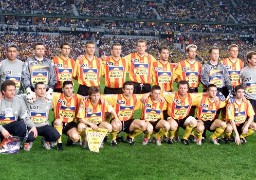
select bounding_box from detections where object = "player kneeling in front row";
[52,81,83,150]
[142,85,170,146]
[225,85,256,145]
[194,84,227,145]
[77,86,121,148]
[23,82,60,151]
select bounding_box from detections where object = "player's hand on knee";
[90,123,98,130]
[29,126,38,138]
[235,134,240,145]
[1,129,10,139]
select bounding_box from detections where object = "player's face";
[7,47,19,61]
[85,44,95,56]
[2,85,16,99]
[61,45,71,57]
[160,49,169,61]
[123,85,134,97]
[35,84,46,97]
[208,87,217,98]
[34,45,45,58]
[136,42,147,55]
[248,55,256,66]
[63,84,74,97]
[178,84,188,96]
[111,45,122,58]
[187,47,197,59]
[90,92,101,103]
[210,49,219,61]
[151,89,161,100]
[236,89,245,99]
[229,47,239,59]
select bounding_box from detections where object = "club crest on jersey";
[154,67,162,71]
[146,104,152,108]
[106,62,114,66]
[131,58,139,62]
[80,64,88,68]
[86,108,92,113]
[55,64,63,68]
[202,104,208,108]
[58,99,66,105]
[182,67,189,71]
[117,100,125,104]
[225,65,231,69]
[173,99,180,104]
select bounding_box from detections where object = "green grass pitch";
[1,78,256,180]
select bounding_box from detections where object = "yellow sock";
[111,131,119,140]
[241,129,255,138]
[54,125,63,143]
[224,130,232,138]
[183,125,194,140]
[78,129,86,142]
[168,129,176,139]
[195,129,203,140]
[144,131,151,139]
[210,127,225,139]
[155,128,167,139]
[130,129,143,138]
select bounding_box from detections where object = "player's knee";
[106,124,112,132]
[163,122,170,130]
[169,121,178,130]
[53,119,62,126]
[70,133,80,142]
[189,119,197,128]
[226,124,233,133]
[139,121,147,131]
[77,123,86,131]
[197,125,204,133]
[220,121,227,129]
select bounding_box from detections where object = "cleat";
[24,142,33,151]
[111,140,117,146]
[181,139,189,145]
[163,137,169,143]
[167,138,174,144]
[66,138,73,146]
[57,143,63,151]
[142,137,149,145]
[189,135,196,143]
[41,138,51,150]
[103,136,108,143]
[126,136,135,145]
[81,141,88,149]
[196,138,202,145]
[174,136,180,143]
[222,137,230,144]
[156,138,161,146]
[210,138,220,145]
[50,141,57,148]
[240,138,247,144]
[116,136,124,142]
[202,137,206,143]
[229,136,235,142]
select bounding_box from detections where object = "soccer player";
[0,80,36,142]
[152,46,175,92]
[0,44,24,95]
[102,43,127,94]
[141,85,169,146]
[220,44,244,88]
[74,41,103,96]
[194,84,227,145]
[52,43,75,92]
[77,86,121,148]
[104,81,147,145]
[22,82,60,151]
[225,85,256,145]
[52,81,83,150]
[124,39,157,94]
[201,46,231,95]
[240,51,256,122]
[165,80,199,145]
[21,42,56,102]
[173,44,202,93]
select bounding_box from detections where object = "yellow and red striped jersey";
[104,94,142,121]
[125,53,156,84]
[73,56,103,86]
[226,99,255,125]
[102,56,127,88]
[152,61,175,91]
[52,56,75,89]
[52,93,83,123]
[165,92,200,120]
[141,97,167,121]
[196,95,226,121]
[77,99,112,124]
[220,58,244,87]
[173,59,202,88]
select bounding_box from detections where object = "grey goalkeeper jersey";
[0,59,24,94]
[0,96,32,132]
[240,66,256,100]
[21,57,57,90]
[21,95,53,127]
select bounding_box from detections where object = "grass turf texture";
[1,78,256,180]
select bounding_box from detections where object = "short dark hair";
[246,51,256,60]
[177,80,189,89]
[207,84,217,90]
[34,82,45,89]
[159,46,169,53]
[151,85,161,92]
[33,42,45,49]
[88,86,101,96]
[85,41,95,47]
[7,44,19,51]
[122,81,134,89]
[111,43,121,49]
[60,42,70,49]
[208,46,219,54]
[136,39,147,46]
[235,85,244,92]
[62,81,73,88]
[228,44,239,51]
[1,80,16,92]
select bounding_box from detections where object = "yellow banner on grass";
[86,128,108,153]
